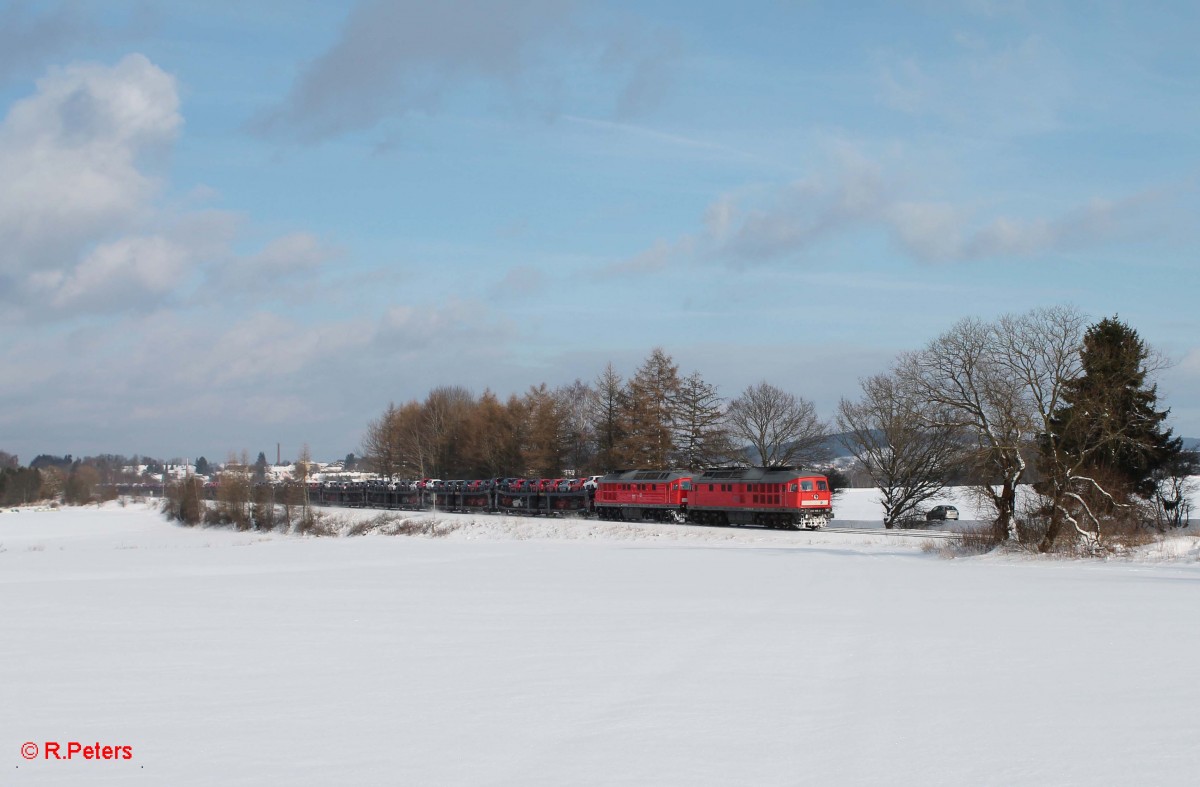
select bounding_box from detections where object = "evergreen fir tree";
[1048,317,1182,499]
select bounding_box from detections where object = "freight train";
[310,466,833,530]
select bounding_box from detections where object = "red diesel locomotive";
[593,469,692,523]
[689,466,832,529]
[595,466,833,530]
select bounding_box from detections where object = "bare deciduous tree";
[216,452,253,530]
[555,379,596,476]
[424,385,475,477]
[897,306,1089,544]
[837,372,963,528]
[897,318,1030,542]
[362,402,404,480]
[294,443,314,533]
[727,381,827,467]
[391,401,433,478]
[1150,451,1198,530]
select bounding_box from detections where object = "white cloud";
[211,232,341,291]
[376,298,514,351]
[254,0,677,142]
[885,201,965,262]
[889,191,1163,263]
[173,312,371,389]
[34,234,190,311]
[0,53,181,310]
[620,145,1173,270]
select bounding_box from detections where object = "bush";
[163,477,205,525]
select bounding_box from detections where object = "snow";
[4,501,1200,785]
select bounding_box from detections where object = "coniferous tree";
[464,389,519,478]
[670,370,735,471]
[363,403,405,479]
[521,383,569,477]
[1048,317,1182,501]
[591,363,627,472]
[617,348,681,468]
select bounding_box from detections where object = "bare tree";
[897,318,1029,542]
[837,372,963,528]
[423,385,475,477]
[387,400,434,479]
[727,381,828,467]
[294,443,314,533]
[216,452,253,530]
[1150,451,1198,530]
[897,306,1090,544]
[362,402,404,479]
[251,481,277,531]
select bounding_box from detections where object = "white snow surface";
[4,500,1200,786]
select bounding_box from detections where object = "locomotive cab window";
[801,480,814,491]
[817,481,828,491]
[790,483,798,492]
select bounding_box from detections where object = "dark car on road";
[926,505,960,521]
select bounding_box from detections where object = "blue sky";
[1,0,1197,462]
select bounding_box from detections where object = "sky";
[0,0,1197,463]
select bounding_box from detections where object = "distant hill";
[1183,437,1200,452]
[823,431,868,461]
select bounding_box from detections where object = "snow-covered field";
[4,500,1200,785]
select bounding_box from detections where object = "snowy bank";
[3,502,1200,786]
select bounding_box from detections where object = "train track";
[823,525,962,540]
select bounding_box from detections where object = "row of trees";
[359,307,1189,550]
[0,451,226,507]
[362,349,831,481]
[836,307,1192,549]
[161,473,316,533]
[0,458,119,506]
